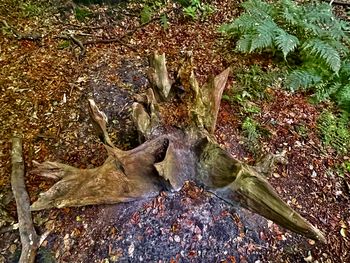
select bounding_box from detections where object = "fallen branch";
[57,34,86,59]
[0,223,19,234]
[1,20,42,42]
[83,38,138,52]
[327,0,350,6]
[11,136,39,263]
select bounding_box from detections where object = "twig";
[0,223,19,234]
[11,136,39,263]
[63,23,105,30]
[83,38,138,52]
[326,0,350,6]
[57,34,86,59]
[1,19,42,42]
[69,34,86,58]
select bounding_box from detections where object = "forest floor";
[0,0,349,262]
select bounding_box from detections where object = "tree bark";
[31,52,326,243]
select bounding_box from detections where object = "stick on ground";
[11,136,39,263]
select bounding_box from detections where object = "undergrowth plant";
[222,65,276,154]
[222,65,277,111]
[317,110,350,153]
[220,0,350,112]
[75,6,92,21]
[337,160,350,178]
[176,0,214,20]
[242,117,261,153]
[140,1,169,29]
[20,1,48,18]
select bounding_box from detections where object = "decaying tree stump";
[31,52,326,243]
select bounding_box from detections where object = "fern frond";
[339,60,350,80]
[236,34,253,53]
[250,20,278,52]
[306,2,333,25]
[327,20,350,42]
[242,0,274,17]
[302,39,341,73]
[313,82,339,102]
[280,0,302,26]
[286,69,322,91]
[140,5,153,24]
[230,13,261,34]
[334,84,350,112]
[274,29,299,58]
[326,39,349,57]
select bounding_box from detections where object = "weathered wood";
[192,67,230,133]
[31,52,326,243]
[88,99,114,147]
[149,52,172,100]
[196,137,326,242]
[11,137,39,263]
[31,137,169,210]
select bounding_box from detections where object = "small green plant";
[58,40,71,49]
[140,4,153,24]
[335,161,350,178]
[20,1,45,17]
[295,124,309,138]
[139,1,169,29]
[242,117,261,153]
[343,161,350,173]
[160,13,169,29]
[75,6,92,21]
[177,0,214,20]
[242,117,260,141]
[222,65,277,116]
[220,0,350,112]
[235,65,278,99]
[317,110,350,153]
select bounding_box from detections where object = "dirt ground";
[0,0,349,262]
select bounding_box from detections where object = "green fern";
[242,117,260,142]
[250,20,278,52]
[334,84,350,111]
[236,34,254,53]
[285,69,322,91]
[274,29,299,59]
[160,13,169,30]
[242,117,261,153]
[280,0,303,26]
[241,0,275,18]
[302,39,341,73]
[221,0,350,112]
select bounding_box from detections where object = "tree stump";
[31,52,325,243]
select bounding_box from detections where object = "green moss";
[317,110,350,153]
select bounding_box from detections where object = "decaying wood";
[11,137,39,263]
[195,138,326,242]
[31,52,326,243]
[148,52,172,100]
